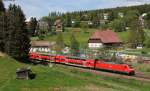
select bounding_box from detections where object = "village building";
[88,29,122,48]
[99,19,108,25]
[25,19,31,31]
[38,20,49,30]
[54,19,64,32]
[103,13,109,20]
[30,41,56,53]
[118,12,124,18]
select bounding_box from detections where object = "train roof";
[67,56,87,60]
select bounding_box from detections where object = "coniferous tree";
[0,0,5,52]
[65,13,72,27]
[6,4,30,61]
[0,0,5,12]
[41,16,53,32]
[29,17,37,36]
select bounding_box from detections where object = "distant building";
[139,13,147,28]
[38,20,49,30]
[103,13,109,20]
[30,41,56,53]
[54,19,63,32]
[99,19,108,25]
[88,29,122,48]
[88,21,93,25]
[118,12,124,18]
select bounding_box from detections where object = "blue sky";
[3,0,150,20]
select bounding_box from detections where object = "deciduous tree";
[70,33,79,56]
[55,33,65,53]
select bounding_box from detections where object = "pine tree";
[6,4,30,61]
[70,33,79,56]
[65,13,72,27]
[0,0,5,12]
[0,0,5,52]
[29,17,37,36]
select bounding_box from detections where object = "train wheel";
[129,71,135,76]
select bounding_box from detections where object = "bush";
[141,51,147,54]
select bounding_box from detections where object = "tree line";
[0,0,30,61]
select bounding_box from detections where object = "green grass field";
[44,28,97,47]
[117,31,129,42]
[0,56,150,91]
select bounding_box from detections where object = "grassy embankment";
[0,55,150,91]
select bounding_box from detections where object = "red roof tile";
[90,29,122,43]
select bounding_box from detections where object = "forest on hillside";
[40,4,150,30]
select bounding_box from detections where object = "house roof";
[90,29,122,43]
[54,19,62,25]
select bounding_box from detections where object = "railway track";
[134,72,150,81]
[31,57,150,82]
[54,63,150,82]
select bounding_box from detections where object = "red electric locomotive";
[94,60,135,75]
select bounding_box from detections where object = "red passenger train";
[29,52,135,75]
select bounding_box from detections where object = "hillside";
[44,28,96,47]
[38,28,129,47]
[0,56,150,91]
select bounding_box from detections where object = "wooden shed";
[16,67,33,80]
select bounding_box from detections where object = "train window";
[67,57,86,61]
